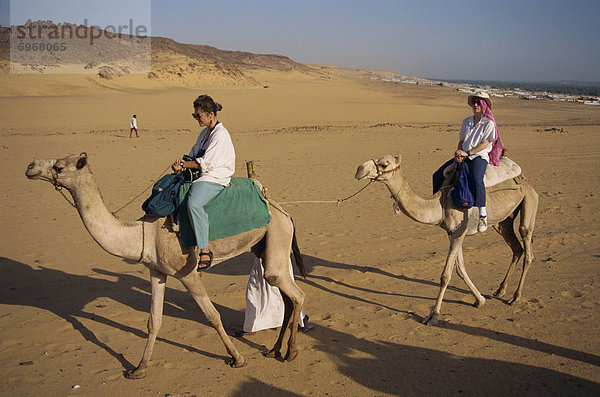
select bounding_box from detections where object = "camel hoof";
[285,350,298,362]
[125,368,147,380]
[263,349,282,359]
[228,356,247,368]
[474,297,486,308]
[422,312,439,326]
[508,295,520,305]
[493,287,506,298]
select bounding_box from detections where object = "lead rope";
[138,222,145,262]
[54,184,77,208]
[279,180,373,206]
[112,164,172,215]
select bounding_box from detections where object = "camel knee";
[518,225,531,240]
[440,271,452,286]
[203,310,222,327]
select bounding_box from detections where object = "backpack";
[142,173,184,218]
[450,162,474,209]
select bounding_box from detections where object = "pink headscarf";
[476,98,504,166]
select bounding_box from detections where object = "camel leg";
[262,260,305,361]
[179,272,246,368]
[455,247,486,308]
[423,233,465,325]
[126,269,167,379]
[510,190,538,304]
[262,209,305,361]
[493,216,523,298]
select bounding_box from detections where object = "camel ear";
[395,155,401,164]
[76,155,88,169]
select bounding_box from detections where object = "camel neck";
[385,169,444,225]
[69,174,144,261]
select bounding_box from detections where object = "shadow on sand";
[1,255,598,394]
[228,323,600,396]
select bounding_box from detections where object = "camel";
[355,154,538,325]
[25,153,306,379]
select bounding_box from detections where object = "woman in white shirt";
[432,92,497,233]
[172,95,235,270]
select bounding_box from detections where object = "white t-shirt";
[188,122,235,186]
[459,116,495,163]
[129,117,137,129]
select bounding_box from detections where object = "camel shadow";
[0,256,248,372]
[209,252,475,320]
[297,324,600,395]
[296,254,600,369]
[2,255,598,393]
[299,254,472,315]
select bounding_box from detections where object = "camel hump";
[442,157,522,188]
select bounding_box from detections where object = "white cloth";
[188,122,235,186]
[459,116,495,163]
[129,117,137,129]
[243,257,305,333]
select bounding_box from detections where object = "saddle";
[442,156,522,189]
[177,177,272,249]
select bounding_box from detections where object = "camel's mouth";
[355,165,371,181]
[25,162,41,179]
[25,159,56,181]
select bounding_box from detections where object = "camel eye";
[53,165,63,173]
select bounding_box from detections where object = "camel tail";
[291,227,306,279]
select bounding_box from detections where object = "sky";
[3,0,600,82]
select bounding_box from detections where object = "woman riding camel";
[432,91,502,233]
[172,95,235,270]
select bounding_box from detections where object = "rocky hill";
[0,21,321,86]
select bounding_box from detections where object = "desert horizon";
[1,25,600,396]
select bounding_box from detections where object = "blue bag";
[142,173,184,217]
[450,163,474,209]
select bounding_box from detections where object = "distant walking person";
[129,114,138,138]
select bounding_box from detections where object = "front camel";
[355,154,538,325]
[25,153,306,379]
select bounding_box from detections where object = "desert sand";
[1,66,600,396]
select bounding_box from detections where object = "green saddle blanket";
[178,177,271,248]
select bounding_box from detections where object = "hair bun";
[215,102,223,112]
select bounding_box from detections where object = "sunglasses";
[192,112,205,120]
[470,98,481,106]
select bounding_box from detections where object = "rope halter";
[371,158,401,179]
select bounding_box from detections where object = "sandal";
[298,315,314,333]
[197,251,214,272]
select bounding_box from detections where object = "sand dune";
[1,40,600,396]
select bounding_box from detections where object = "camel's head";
[355,155,401,181]
[26,153,91,188]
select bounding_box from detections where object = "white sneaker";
[478,216,488,233]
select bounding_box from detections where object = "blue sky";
[4,0,600,82]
